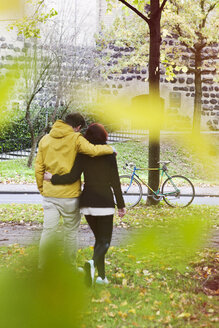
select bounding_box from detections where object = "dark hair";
[64,113,85,129]
[84,123,108,145]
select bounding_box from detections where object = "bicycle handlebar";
[123,162,135,170]
[123,161,172,171]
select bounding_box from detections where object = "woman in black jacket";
[44,123,126,285]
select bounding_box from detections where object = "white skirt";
[80,207,115,216]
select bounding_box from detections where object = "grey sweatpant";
[39,196,81,268]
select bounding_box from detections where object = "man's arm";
[35,141,45,194]
[76,134,113,156]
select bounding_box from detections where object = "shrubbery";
[0,104,113,154]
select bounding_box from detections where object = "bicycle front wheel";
[119,175,143,208]
[162,175,195,207]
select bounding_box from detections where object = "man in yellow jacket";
[35,113,114,268]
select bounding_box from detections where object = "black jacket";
[51,153,125,209]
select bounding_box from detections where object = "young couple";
[35,113,126,286]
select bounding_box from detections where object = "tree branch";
[160,0,168,12]
[118,0,150,24]
[187,67,196,74]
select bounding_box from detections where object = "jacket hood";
[49,120,74,139]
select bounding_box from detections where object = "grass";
[0,244,218,327]
[0,203,218,327]
[115,138,219,184]
[0,137,218,327]
[0,203,218,228]
[0,137,218,185]
[0,158,35,183]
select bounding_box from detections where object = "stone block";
[210,99,217,104]
[1,43,7,49]
[178,77,185,83]
[186,78,193,84]
[170,78,177,83]
[122,68,128,74]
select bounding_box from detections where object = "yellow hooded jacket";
[35,120,113,198]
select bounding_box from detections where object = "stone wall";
[97,38,219,131]
[1,0,219,130]
[97,1,219,131]
[0,33,98,113]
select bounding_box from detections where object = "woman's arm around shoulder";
[44,154,84,185]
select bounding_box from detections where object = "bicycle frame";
[126,165,178,197]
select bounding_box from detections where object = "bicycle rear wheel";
[119,175,143,208]
[162,175,195,207]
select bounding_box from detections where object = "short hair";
[84,123,108,145]
[64,113,85,129]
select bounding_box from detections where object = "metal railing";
[0,138,32,160]
[0,131,148,161]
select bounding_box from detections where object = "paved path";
[0,222,218,249]
[0,184,218,249]
[0,184,219,205]
[0,222,134,248]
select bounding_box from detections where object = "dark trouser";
[85,215,113,279]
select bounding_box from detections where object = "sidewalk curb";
[0,191,218,197]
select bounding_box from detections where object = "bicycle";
[119,161,195,208]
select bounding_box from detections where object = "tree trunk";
[27,138,38,168]
[146,0,161,205]
[193,50,202,133]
